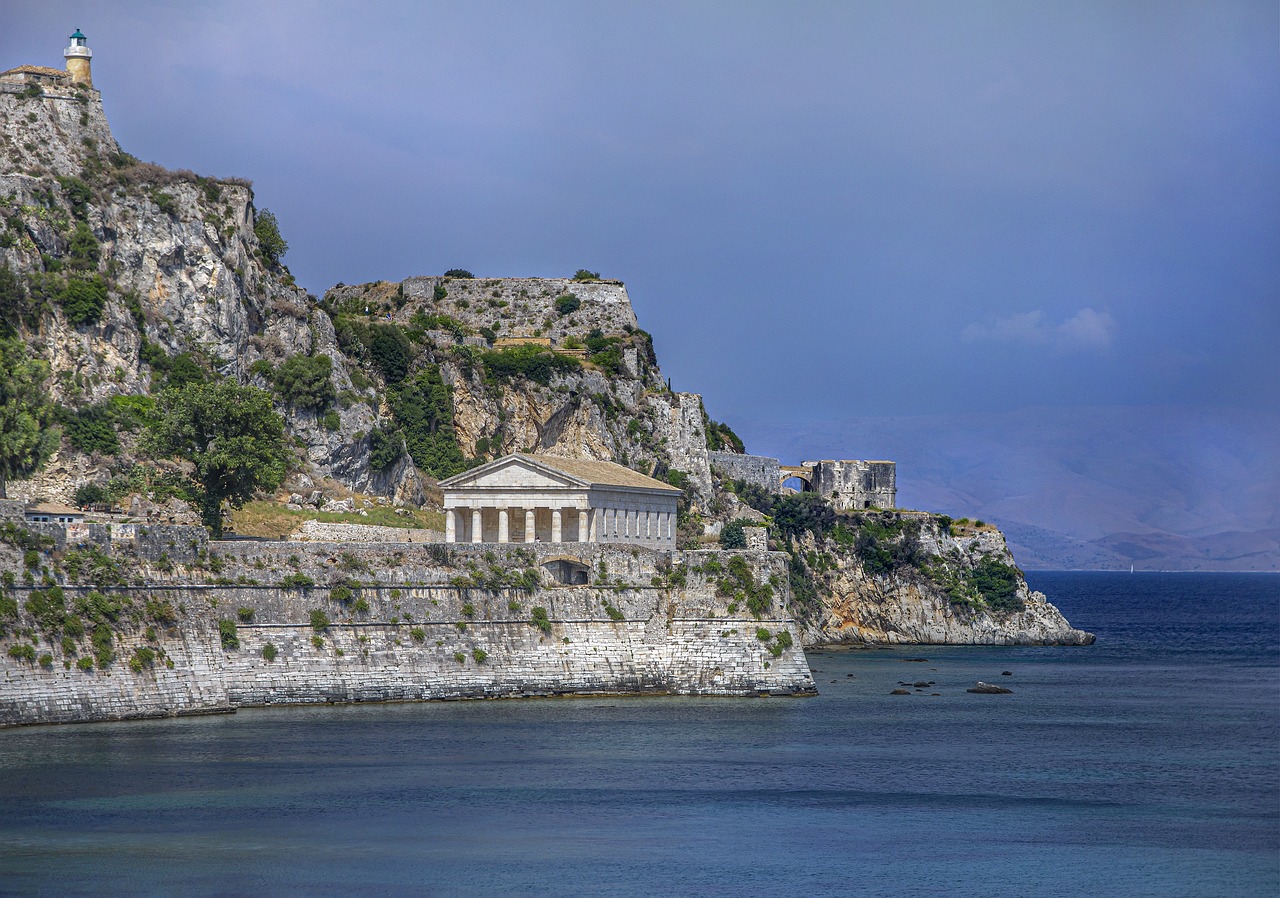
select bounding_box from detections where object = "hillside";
[0,64,1091,650]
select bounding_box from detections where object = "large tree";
[0,337,59,498]
[146,380,289,537]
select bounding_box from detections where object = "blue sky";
[4,2,1278,542]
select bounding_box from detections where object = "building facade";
[439,454,681,549]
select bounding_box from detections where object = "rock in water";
[967,681,1013,694]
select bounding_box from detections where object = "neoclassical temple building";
[439,454,681,548]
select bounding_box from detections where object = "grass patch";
[229,500,445,539]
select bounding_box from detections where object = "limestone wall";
[0,541,815,727]
[709,451,781,495]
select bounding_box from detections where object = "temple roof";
[440,453,682,493]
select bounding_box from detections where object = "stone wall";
[709,451,781,495]
[289,520,444,543]
[809,460,897,510]
[0,540,815,727]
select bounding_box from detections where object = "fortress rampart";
[0,536,815,727]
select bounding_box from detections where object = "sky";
[3,2,1278,541]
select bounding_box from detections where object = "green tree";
[145,380,289,537]
[58,275,108,326]
[0,338,59,497]
[389,365,469,478]
[253,208,288,266]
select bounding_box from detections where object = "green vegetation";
[309,609,330,631]
[236,607,255,623]
[262,643,278,662]
[410,627,426,642]
[703,409,744,453]
[273,354,335,409]
[217,618,239,650]
[719,519,751,549]
[145,380,289,537]
[472,647,487,663]
[7,643,36,662]
[480,344,580,386]
[279,572,315,589]
[57,275,108,325]
[554,293,581,315]
[59,403,119,455]
[444,269,473,278]
[128,646,156,672]
[253,208,288,265]
[572,269,600,281]
[388,365,469,479]
[716,556,773,617]
[529,606,552,635]
[0,337,59,493]
[603,602,625,622]
[367,426,405,471]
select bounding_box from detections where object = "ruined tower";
[63,28,92,87]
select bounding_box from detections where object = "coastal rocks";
[793,520,1096,647]
[967,682,1014,694]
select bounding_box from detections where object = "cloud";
[962,307,1116,352]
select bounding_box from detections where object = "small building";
[24,501,85,524]
[439,454,682,548]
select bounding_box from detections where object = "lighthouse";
[63,29,92,87]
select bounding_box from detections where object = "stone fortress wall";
[0,531,815,727]
[709,453,897,510]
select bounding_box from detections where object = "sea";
[0,572,1276,897]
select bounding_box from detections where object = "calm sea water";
[0,572,1276,897]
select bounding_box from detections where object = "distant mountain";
[741,405,1280,571]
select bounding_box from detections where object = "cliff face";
[784,513,1093,646]
[0,83,417,503]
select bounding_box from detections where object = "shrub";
[68,220,100,269]
[309,609,330,631]
[353,597,370,614]
[409,627,426,642]
[58,275,108,325]
[321,408,341,431]
[720,519,747,549]
[279,573,315,589]
[461,602,476,618]
[529,606,552,635]
[76,655,94,671]
[554,293,580,315]
[253,208,288,265]
[481,344,580,386]
[7,643,36,661]
[91,623,114,667]
[60,403,119,455]
[443,269,474,278]
[217,618,239,650]
[604,603,625,622]
[128,646,156,672]
[453,651,466,664]
[236,607,255,623]
[368,324,412,384]
[971,557,1024,613]
[368,426,404,470]
[572,269,600,281]
[150,190,178,216]
[330,585,354,604]
[74,482,109,508]
[22,548,39,569]
[273,354,335,409]
[768,630,793,657]
[472,648,487,664]
[262,643,278,662]
[311,635,324,649]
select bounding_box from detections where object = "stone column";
[551,508,562,543]
[445,508,456,543]
[498,508,509,543]
[471,507,482,544]
[525,508,536,543]
[577,509,588,543]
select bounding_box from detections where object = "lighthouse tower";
[63,29,92,87]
